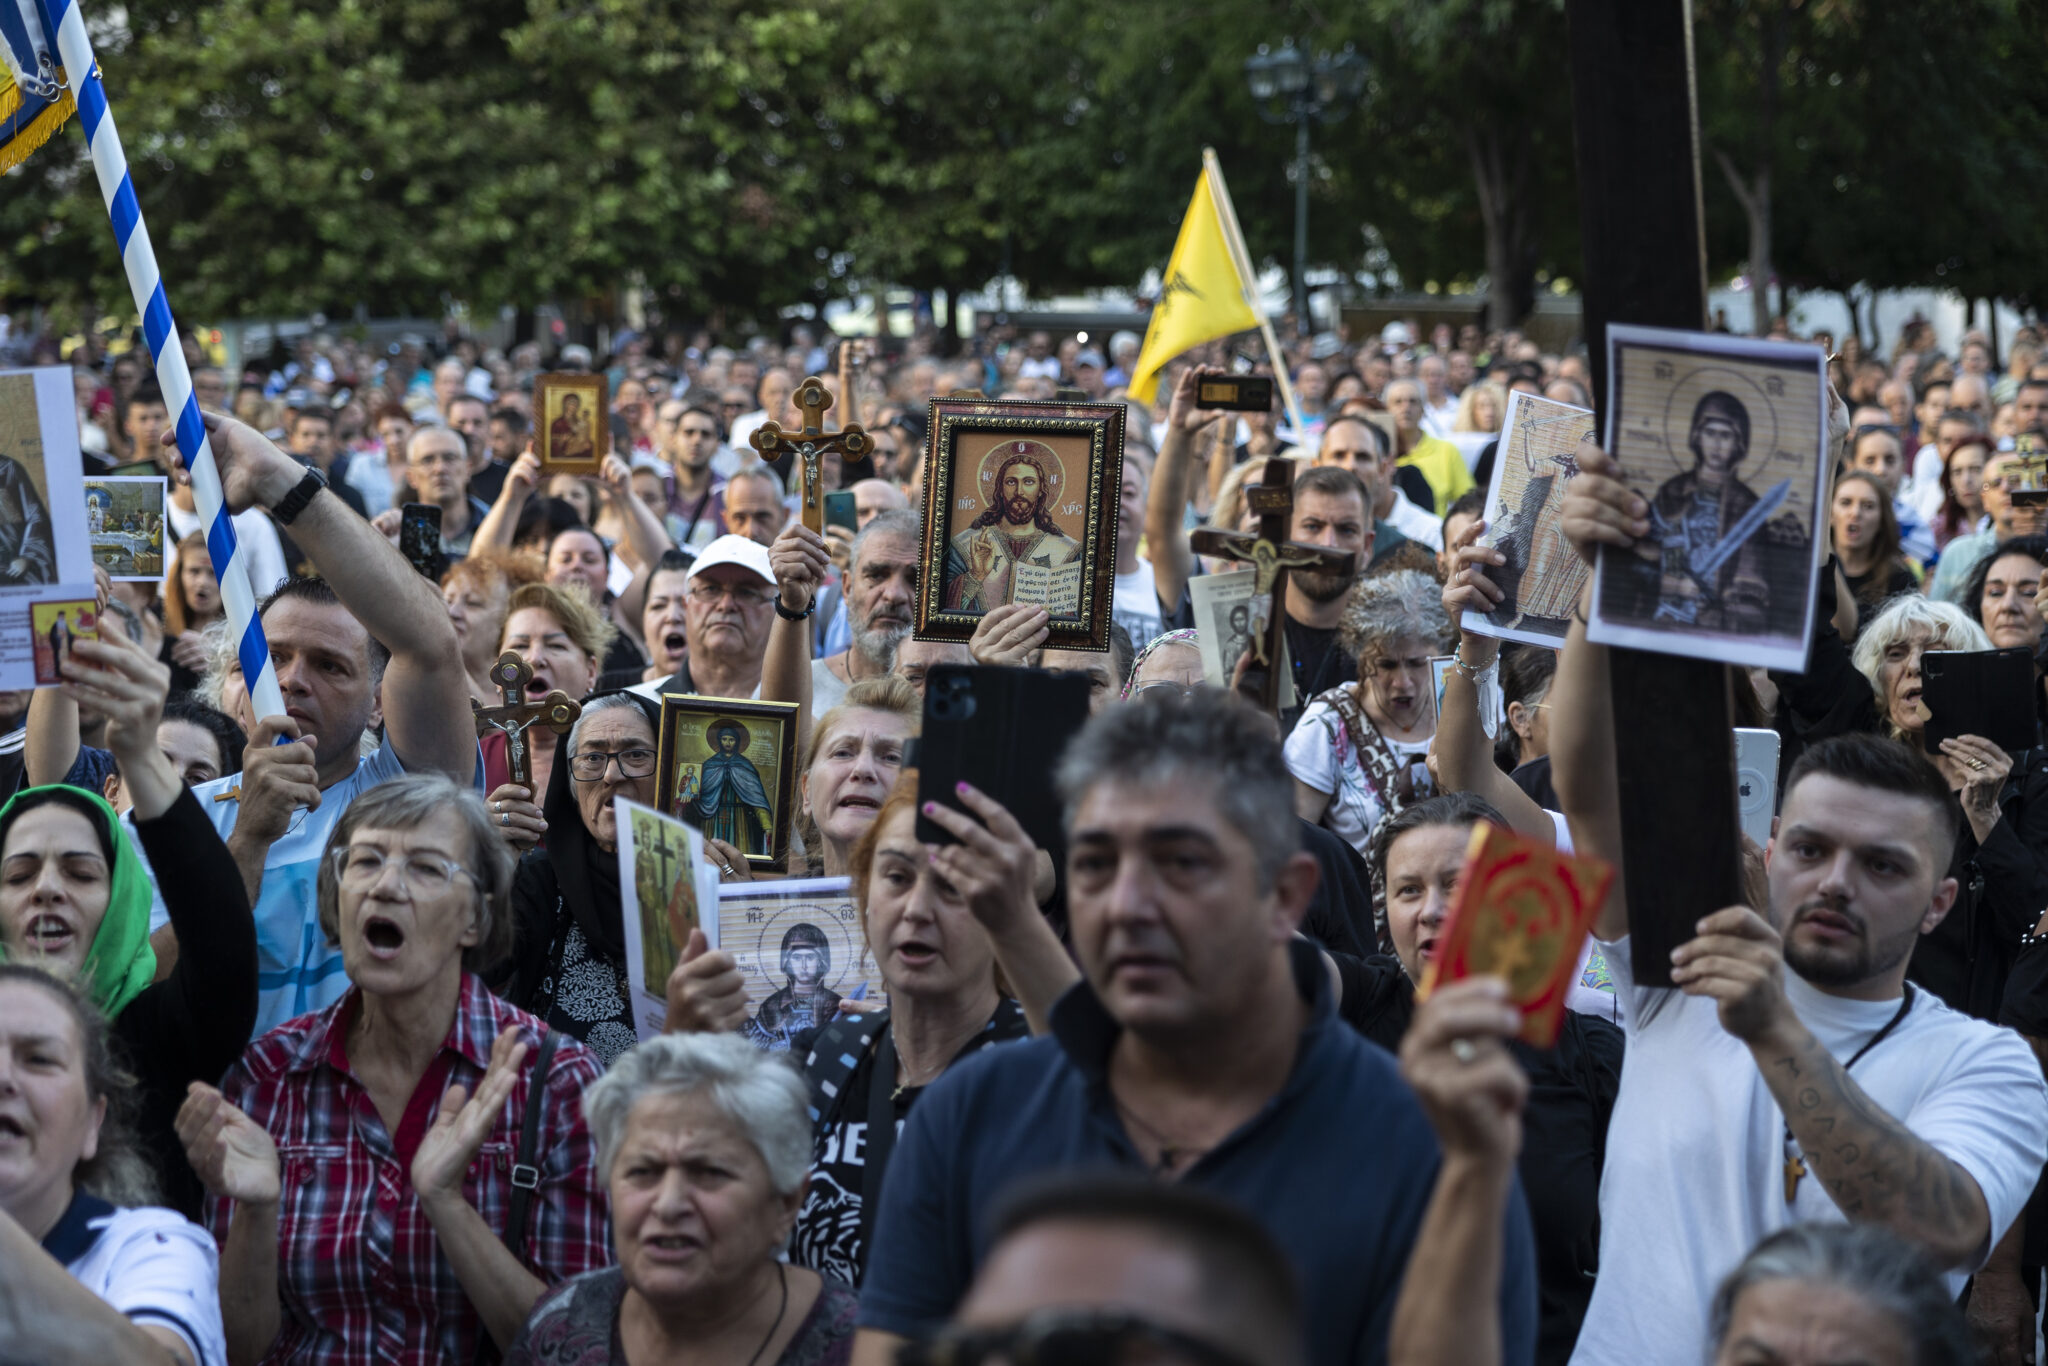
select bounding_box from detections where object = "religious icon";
[1417,822,1614,1047]
[711,877,886,1054]
[31,599,96,686]
[916,396,1126,652]
[614,797,722,1043]
[656,694,799,872]
[83,476,168,581]
[1589,325,1829,673]
[535,372,609,474]
[1465,391,1596,647]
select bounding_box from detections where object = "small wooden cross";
[1783,1151,1807,1203]
[1190,458,1355,714]
[471,651,582,790]
[749,375,872,534]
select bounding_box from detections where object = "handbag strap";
[857,1022,900,1263]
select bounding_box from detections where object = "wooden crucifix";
[750,375,872,534]
[471,651,582,791]
[1190,457,1354,714]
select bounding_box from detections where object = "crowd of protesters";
[1,305,2046,1366]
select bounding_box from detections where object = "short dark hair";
[1322,413,1388,457]
[162,695,248,777]
[259,576,391,687]
[1783,733,1961,859]
[291,407,333,429]
[447,393,488,416]
[1960,535,2048,629]
[128,380,166,411]
[1292,463,1368,509]
[489,406,530,436]
[1445,488,1487,524]
[988,1175,1302,1366]
[1369,792,1506,903]
[1107,620,1136,691]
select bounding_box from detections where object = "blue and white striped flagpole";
[37,0,285,726]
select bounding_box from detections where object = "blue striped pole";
[37,0,284,725]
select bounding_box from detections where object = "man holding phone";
[372,427,491,558]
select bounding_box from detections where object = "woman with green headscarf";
[0,625,255,1216]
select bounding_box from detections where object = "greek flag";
[0,0,70,172]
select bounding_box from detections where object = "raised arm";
[1552,444,1639,942]
[764,523,830,746]
[1435,522,1556,841]
[1673,906,1993,1268]
[1145,367,1226,615]
[177,1085,282,1366]
[172,412,473,781]
[1389,979,1527,1366]
[470,450,540,555]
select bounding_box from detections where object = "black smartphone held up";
[823,490,859,533]
[1921,648,2037,754]
[1195,375,1273,411]
[399,502,444,581]
[915,664,1093,853]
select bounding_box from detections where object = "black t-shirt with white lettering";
[790,1000,1030,1286]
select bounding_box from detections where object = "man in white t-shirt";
[142,411,481,1033]
[1546,498,2048,1361]
[1110,460,1166,648]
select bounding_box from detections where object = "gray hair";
[1055,689,1298,889]
[850,508,920,576]
[567,693,653,758]
[316,772,516,973]
[728,464,785,500]
[1708,1223,1975,1366]
[583,1033,812,1194]
[1849,594,1991,724]
[196,617,239,714]
[1338,568,1453,664]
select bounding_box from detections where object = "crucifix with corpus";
[750,375,872,533]
[1189,457,1354,715]
[472,651,582,791]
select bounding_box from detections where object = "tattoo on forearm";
[1767,1033,1986,1262]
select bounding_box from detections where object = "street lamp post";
[1244,39,1368,335]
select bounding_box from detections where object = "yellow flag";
[1128,158,1260,403]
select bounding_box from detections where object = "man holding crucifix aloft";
[1542,443,2048,1366]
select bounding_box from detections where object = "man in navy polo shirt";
[853,692,1539,1366]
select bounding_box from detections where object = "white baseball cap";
[686,534,776,587]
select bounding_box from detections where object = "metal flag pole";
[36,0,285,724]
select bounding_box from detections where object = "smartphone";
[399,502,444,580]
[914,664,1093,853]
[1733,728,1780,848]
[1195,375,1274,412]
[1922,648,2037,753]
[823,490,858,533]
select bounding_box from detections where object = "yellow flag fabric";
[1128,169,1259,403]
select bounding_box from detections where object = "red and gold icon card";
[1417,823,1615,1047]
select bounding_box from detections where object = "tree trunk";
[1468,125,1537,332]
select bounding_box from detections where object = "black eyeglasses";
[897,1308,1260,1366]
[569,747,658,781]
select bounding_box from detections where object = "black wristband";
[774,594,816,621]
[270,465,327,526]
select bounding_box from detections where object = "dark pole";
[1293,114,1311,334]
[1565,0,1742,986]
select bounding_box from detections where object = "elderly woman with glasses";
[493,691,749,1065]
[177,773,610,1366]
[502,1033,859,1366]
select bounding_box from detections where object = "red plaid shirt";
[207,973,612,1366]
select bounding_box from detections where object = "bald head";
[850,477,907,529]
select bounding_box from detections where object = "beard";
[1779,896,1919,989]
[1293,565,1359,605]
[852,613,912,668]
[1004,495,1039,526]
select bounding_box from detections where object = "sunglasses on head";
[897,1308,1261,1366]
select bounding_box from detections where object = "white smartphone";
[1734,728,1781,848]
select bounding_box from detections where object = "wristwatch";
[269,465,327,526]
[774,594,817,621]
